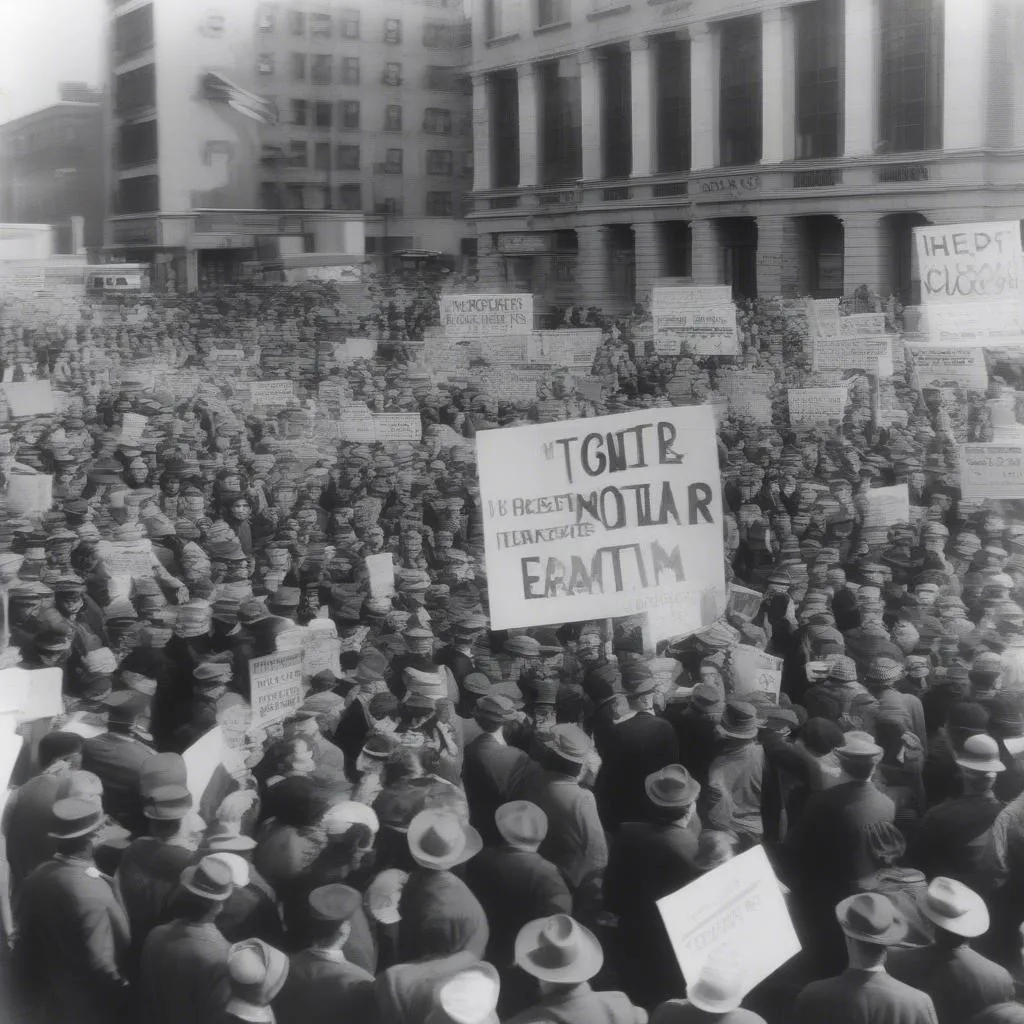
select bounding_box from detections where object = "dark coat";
[374,950,480,1024]
[213,870,285,948]
[140,920,232,1024]
[887,944,1014,1024]
[795,969,938,1024]
[275,949,375,1024]
[398,868,489,963]
[434,644,476,686]
[651,1002,767,1024]
[463,732,532,843]
[2,768,67,894]
[15,855,131,1024]
[503,982,646,1024]
[671,710,720,791]
[81,729,154,833]
[595,714,679,833]
[909,792,1003,893]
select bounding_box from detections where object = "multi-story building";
[469,0,1024,313]
[252,0,475,266]
[0,83,106,252]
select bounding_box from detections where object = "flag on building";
[201,72,276,124]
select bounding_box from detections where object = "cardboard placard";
[249,380,295,406]
[103,539,154,577]
[374,412,422,443]
[835,313,887,338]
[366,552,396,598]
[906,344,989,390]
[960,443,1024,499]
[730,645,782,701]
[2,381,55,417]
[440,294,533,336]
[0,667,63,721]
[788,387,848,426]
[303,637,342,679]
[182,726,228,809]
[120,412,148,446]
[915,222,1024,305]
[652,287,740,356]
[532,329,603,367]
[249,650,304,729]
[6,472,53,517]
[727,584,763,621]
[814,335,892,374]
[861,484,911,543]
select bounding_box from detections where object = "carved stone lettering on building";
[699,175,760,195]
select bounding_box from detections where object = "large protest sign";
[374,412,422,443]
[652,286,739,356]
[835,313,887,338]
[476,406,725,632]
[657,845,799,992]
[730,646,782,701]
[861,484,911,545]
[532,329,603,368]
[727,584,763,621]
[0,667,63,721]
[249,380,295,406]
[6,471,52,517]
[960,443,1024,499]
[103,539,154,577]
[304,636,342,678]
[183,726,228,809]
[906,344,989,390]
[440,294,533,336]
[366,552,396,598]
[120,412,148,446]
[2,381,55,417]
[471,366,544,403]
[814,335,892,374]
[249,650,304,729]
[788,386,848,426]
[917,301,1024,348]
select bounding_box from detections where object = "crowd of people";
[2,279,1024,1024]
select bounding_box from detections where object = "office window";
[719,16,762,166]
[339,9,359,38]
[311,53,332,85]
[424,22,452,48]
[289,9,305,36]
[484,0,505,39]
[114,4,154,60]
[881,0,943,152]
[117,120,158,168]
[115,64,156,116]
[291,98,307,126]
[117,175,159,214]
[427,149,453,175]
[336,144,360,169]
[257,53,275,75]
[261,182,282,209]
[314,142,330,170]
[426,191,454,216]
[602,47,631,178]
[656,36,690,173]
[285,184,305,209]
[341,57,360,84]
[384,104,402,131]
[385,148,403,173]
[314,101,332,128]
[288,140,308,167]
[338,183,362,210]
[492,71,519,187]
[310,12,331,37]
[537,0,567,27]
[257,3,277,32]
[796,0,842,159]
[383,62,403,87]
[339,100,360,129]
[424,66,454,91]
[384,18,401,44]
[260,144,284,167]
[424,107,452,134]
[540,58,582,185]
[291,52,307,81]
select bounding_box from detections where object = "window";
[655,36,690,172]
[537,0,567,28]
[719,17,762,166]
[289,9,305,35]
[424,22,453,48]
[310,12,331,37]
[114,4,154,60]
[314,101,332,128]
[257,53,275,75]
[117,120,158,168]
[336,144,360,169]
[462,150,475,175]
[288,140,308,167]
[384,105,402,131]
[291,98,308,126]
[424,107,452,134]
[116,175,159,214]
[881,0,944,152]
[257,3,276,32]
[493,71,519,187]
[540,58,582,184]
[314,142,330,170]
[383,62,402,87]
[424,66,454,91]
[384,18,401,43]
[311,54,332,84]
[796,0,842,159]
[426,191,454,216]
[341,57,360,84]
[261,182,282,209]
[291,52,307,81]
[385,148,403,173]
[339,9,359,38]
[484,0,505,39]
[339,100,360,129]
[427,149,453,175]
[260,144,284,166]
[660,221,692,277]
[115,64,156,116]
[338,183,362,210]
[285,184,305,209]
[601,47,632,179]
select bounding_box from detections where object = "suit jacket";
[81,729,154,832]
[140,920,232,1024]
[651,1001,767,1024]
[463,732,532,843]
[503,982,645,1024]
[16,855,130,1024]
[595,714,679,832]
[887,944,1014,1024]
[795,968,938,1024]
[275,949,375,1024]
[375,950,479,1024]
[2,768,67,893]
[909,793,1003,894]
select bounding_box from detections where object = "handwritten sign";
[814,335,891,374]
[303,637,342,678]
[730,645,782,701]
[476,405,725,631]
[915,222,1024,304]
[960,443,1024,499]
[440,294,533,336]
[652,287,739,356]
[366,552,395,598]
[249,380,295,406]
[657,845,799,993]
[906,344,988,390]
[918,302,1024,348]
[120,412,148,446]
[103,539,154,577]
[861,484,911,545]
[2,381,55,417]
[249,650,304,729]
[835,313,886,338]
[531,329,603,368]
[374,412,422,443]
[6,472,52,516]
[727,584,763,621]
[788,387,848,426]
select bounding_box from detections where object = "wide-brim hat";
[514,914,603,984]
[645,764,701,810]
[835,893,908,945]
[181,856,234,902]
[920,876,989,937]
[407,809,482,870]
[48,797,105,839]
[687,961,747,1014]
[718,700,761,740]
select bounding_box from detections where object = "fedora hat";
[429,963,501,1024]
[143,784,193,821]
[920,876,989,938]
[407,810,483,870]
[514,914,603,984]
[48,797,105,840]
[495,801,547,851]
[835,892,908,945]
[836,731,884,763]
[687,959,748,1014]
[645,764,701,810]
[718,700,761,740]
[180,855,234,902]
[955,733,1006,774]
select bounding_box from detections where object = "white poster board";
[657,845,800,992]
[374,412,422,443]
[788,387,848,426]
[440,294,533,336]
[915,222,1024,305]
[250,380,295,406]
[366,553,396,598]
[652,287,740,356]
[960,444,1024,499]
[906,344,989,390]
[249,650,304,729]
[5,472,52,516]
[2,381,55,417]
[476,405,725,631]
[182,726,227,809]
[729,645,782,701]
[120,413,148,446]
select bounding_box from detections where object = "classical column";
[517,63,539,188]
[690,219,720,284]
[690,23,718,171]
[943,0,991,149]
[842,213,887,295]
[575,225,611,304]
[761,7,795,164]
[633,220,661,299]
[755,215,785,296]
[843,0,878,157]
[630,37,655,178]
[476,231,504,288]
[580,50,605,180]
[471,73,493,191]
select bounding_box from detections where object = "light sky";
[0,0,106,124]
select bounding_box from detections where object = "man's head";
[38,731,83,773]
[836,892,907,967]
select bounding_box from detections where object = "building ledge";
[485,31,520,48]
[587,3,631,20]
[534,20,572,36]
